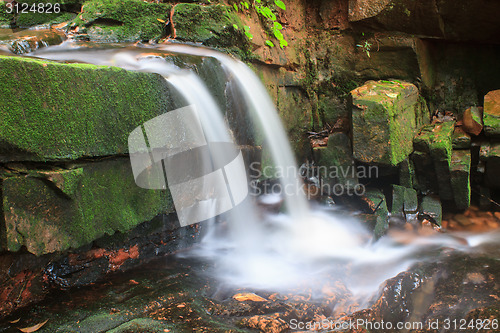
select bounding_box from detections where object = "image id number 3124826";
[6,2,61,14]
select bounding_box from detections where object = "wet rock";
[420,195,442,226]
[1,159,173,255]
[483,90,500,138]
[315,132,358,193]
[391,185,418,222]
[391,185,406,218]
[485,142,500,189]
[0,55,175,162]
[69,0,171,42]
[172,3,245,49]
[5,30,65,54]
[399,158,416,188]
[462,106,483,136]
[450,150,471,210]
[452,126,472,149]
[348,0,500,43]
[413,121,455,201]
[351,80,425,166]
[362,188,389,237]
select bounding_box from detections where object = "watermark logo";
[128,105,248,226]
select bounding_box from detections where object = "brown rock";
[462,106,483,135]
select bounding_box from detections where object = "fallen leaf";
[18,319,48,332]
[157,18,166,23]
[233,293,267,302]
[9,318,20,324]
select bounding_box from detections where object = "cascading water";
[30,42,500,309]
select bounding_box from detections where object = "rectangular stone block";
[351,80,423,166]
[450,150,471,210]
[0,55,174,162]
[1,159,174,255]
[484,90,500,138]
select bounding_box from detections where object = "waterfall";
[28,43,497,301]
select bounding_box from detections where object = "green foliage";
[356,40,372,58]
[231,0,288,48]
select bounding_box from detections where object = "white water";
[29,43,500,308]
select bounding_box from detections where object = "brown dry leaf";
[9,318,20,324]
[18,319,48,333]
[157,18,166,23]
[233,293,267,302]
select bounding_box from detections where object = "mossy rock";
[2,158,174,255]
[420,195,442,226]
[363,188,389,238]
[483,90,500,138]
[351,80,423,166]
[172,3,246,49]
[413,121,455,201]
[450,149,471,210]
[0,55,175,162]
[70,0,171,42]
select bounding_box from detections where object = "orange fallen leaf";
[157,18,166,23]
[9,318,20,324]
[18,319,48,332]
[233,293,267,302]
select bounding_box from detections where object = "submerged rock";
[483,90,500,138]
[351,80,428,166]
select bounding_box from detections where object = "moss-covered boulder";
[413,121,455,201]
[483,90,500,138]
[69,0,170,42]
[450,149,471,210]
[351,80,428,166]
[2,159,173,255]
[0,55,174,162]
[172,3,244,49]
[398,158,415,188]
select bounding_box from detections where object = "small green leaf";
[273,21,283,30]
[243,1,249,9]
[274,0,286,10]
[279,39,288,48]
[233,24,239,30]
[244,25,251,32]
[233,3,238,11]
[265,40,275,47]
[255,0,261,2]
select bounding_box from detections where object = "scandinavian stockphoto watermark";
[128,105,249,227]
[248,162,378,198]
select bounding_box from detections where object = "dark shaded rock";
[390,185,405,218]
[2,159,173,255]
[315,132,358,193]
[413,122,455,201]
[483,90,500,138]
[411,150,437,194]
[420,195,442,225]
[450,150,471,210]
[69,0,171,42]
[462,106,483,136]
[403,187,418,219]
[362,188,389,237]
[485,142,500,189]
[348,0,500,44]
[0,55,175,162]
[399,158,416,188]
[351,80,425,166]
[452,126,471,149]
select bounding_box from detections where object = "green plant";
[232,0,288,48]
[356,40,372,57]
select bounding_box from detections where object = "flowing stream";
[29,42,500,306]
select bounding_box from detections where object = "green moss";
[351,80,420,166]
[173,3,247,50]
[0,55,174,161]
[2,159,173,255]
[70,0,171,42]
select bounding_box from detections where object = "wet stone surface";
[0,232,498,333]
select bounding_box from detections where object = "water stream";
[27,42,500,312]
